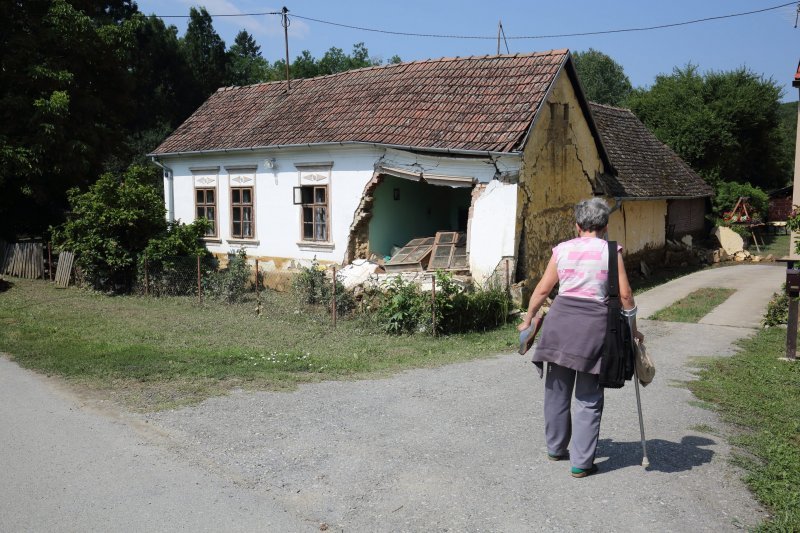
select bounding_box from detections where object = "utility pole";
[781,60,800,362]
[282,6,291,92]
[496,20,510,55]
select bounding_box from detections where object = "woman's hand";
[517,317,532,332]
[634,330,644,343]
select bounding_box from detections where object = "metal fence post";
[505,258,510,293]
[432,275,437,337]
[144,254,149,296]
[197,255,202,304]
[784,259,798,361]
[332,265,337,327]
[255,259,261,316]
[47,242,53,281]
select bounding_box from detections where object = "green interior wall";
[368,175,472,258]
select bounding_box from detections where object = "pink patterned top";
[552,237,622,303]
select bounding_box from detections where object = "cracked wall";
[517,72,605,288]
[607,200,667,256]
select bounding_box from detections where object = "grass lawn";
[0,279,516,411]
[754,233,790,259]
[689,327,800,531]
[648,287,736,322]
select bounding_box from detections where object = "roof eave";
[613,194,713,201]
[148,141,524,160]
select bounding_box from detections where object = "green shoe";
[570,464,598,478]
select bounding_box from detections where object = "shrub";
[713,181,768,221]
[52,166,166,292]
[763,286,788,327]
[434,271,510,334]
[291,259,355,315]
[379,275,430,334]
[204,248,250,303]
[376,271,511,335]
[138,219,212,295]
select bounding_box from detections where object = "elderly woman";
[517,198,643,478]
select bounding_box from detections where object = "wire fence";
[131,254,513,333]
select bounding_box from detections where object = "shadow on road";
[596,436,715,473]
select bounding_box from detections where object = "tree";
[181,7,227,105]
[53,165,167,292]
[627,65,789,189]
[318,46,349,75]
[290,50,319,79]
[0,0,143,238]
[225,30,269,86]
[572,48,633,107]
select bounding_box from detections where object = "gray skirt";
[532,295,607,374]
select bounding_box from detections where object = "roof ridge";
[216,49,571,91]
[588,101,634,113]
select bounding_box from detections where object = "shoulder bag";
[599,241,635,388]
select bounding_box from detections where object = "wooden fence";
[0,241,44,279]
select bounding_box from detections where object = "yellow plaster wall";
[517,71,605,284]
[607,200,667,255]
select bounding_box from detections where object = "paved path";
[0,264,786,532]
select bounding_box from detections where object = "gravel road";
[0,264,785,531]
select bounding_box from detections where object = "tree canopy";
[627,65,790,189]
[1,2,794,242]
[0,2,397,239]
[572,48,633,107]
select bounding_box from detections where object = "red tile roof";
[590,102,713,199]
[152,50,569,155]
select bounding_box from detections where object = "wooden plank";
[55,251,75,288]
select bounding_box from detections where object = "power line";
[289,2,796,40]
[156,11,280,18]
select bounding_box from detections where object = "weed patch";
[649,288,735,322]
[689,327,800,530]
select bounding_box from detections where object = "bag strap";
[607,241,619,299]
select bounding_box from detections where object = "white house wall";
[159,145,521,269]
[469,180,519,284]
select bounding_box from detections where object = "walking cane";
[622,309,650,468]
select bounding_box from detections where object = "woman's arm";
[617,254,644,341]
[517,255,559,332]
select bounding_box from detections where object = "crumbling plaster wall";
[607,200,667,257]
[517,72,604,286]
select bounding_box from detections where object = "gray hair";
[575,198,610,231]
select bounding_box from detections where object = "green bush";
[763,286,789,327]
[379,275,430,334]
[204,248,250,303]
[291,259,355,316]
[713,181,768,221]
[377,271,511,335]
[52,166,167,292]
[139,219,213,295]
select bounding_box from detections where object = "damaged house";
[149,50,710,289]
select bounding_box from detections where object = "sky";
[134,0,800,102]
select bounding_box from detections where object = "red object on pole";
[432,275,437,336]
[332,266,337,328]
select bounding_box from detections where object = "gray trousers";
[544,362,604,469]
